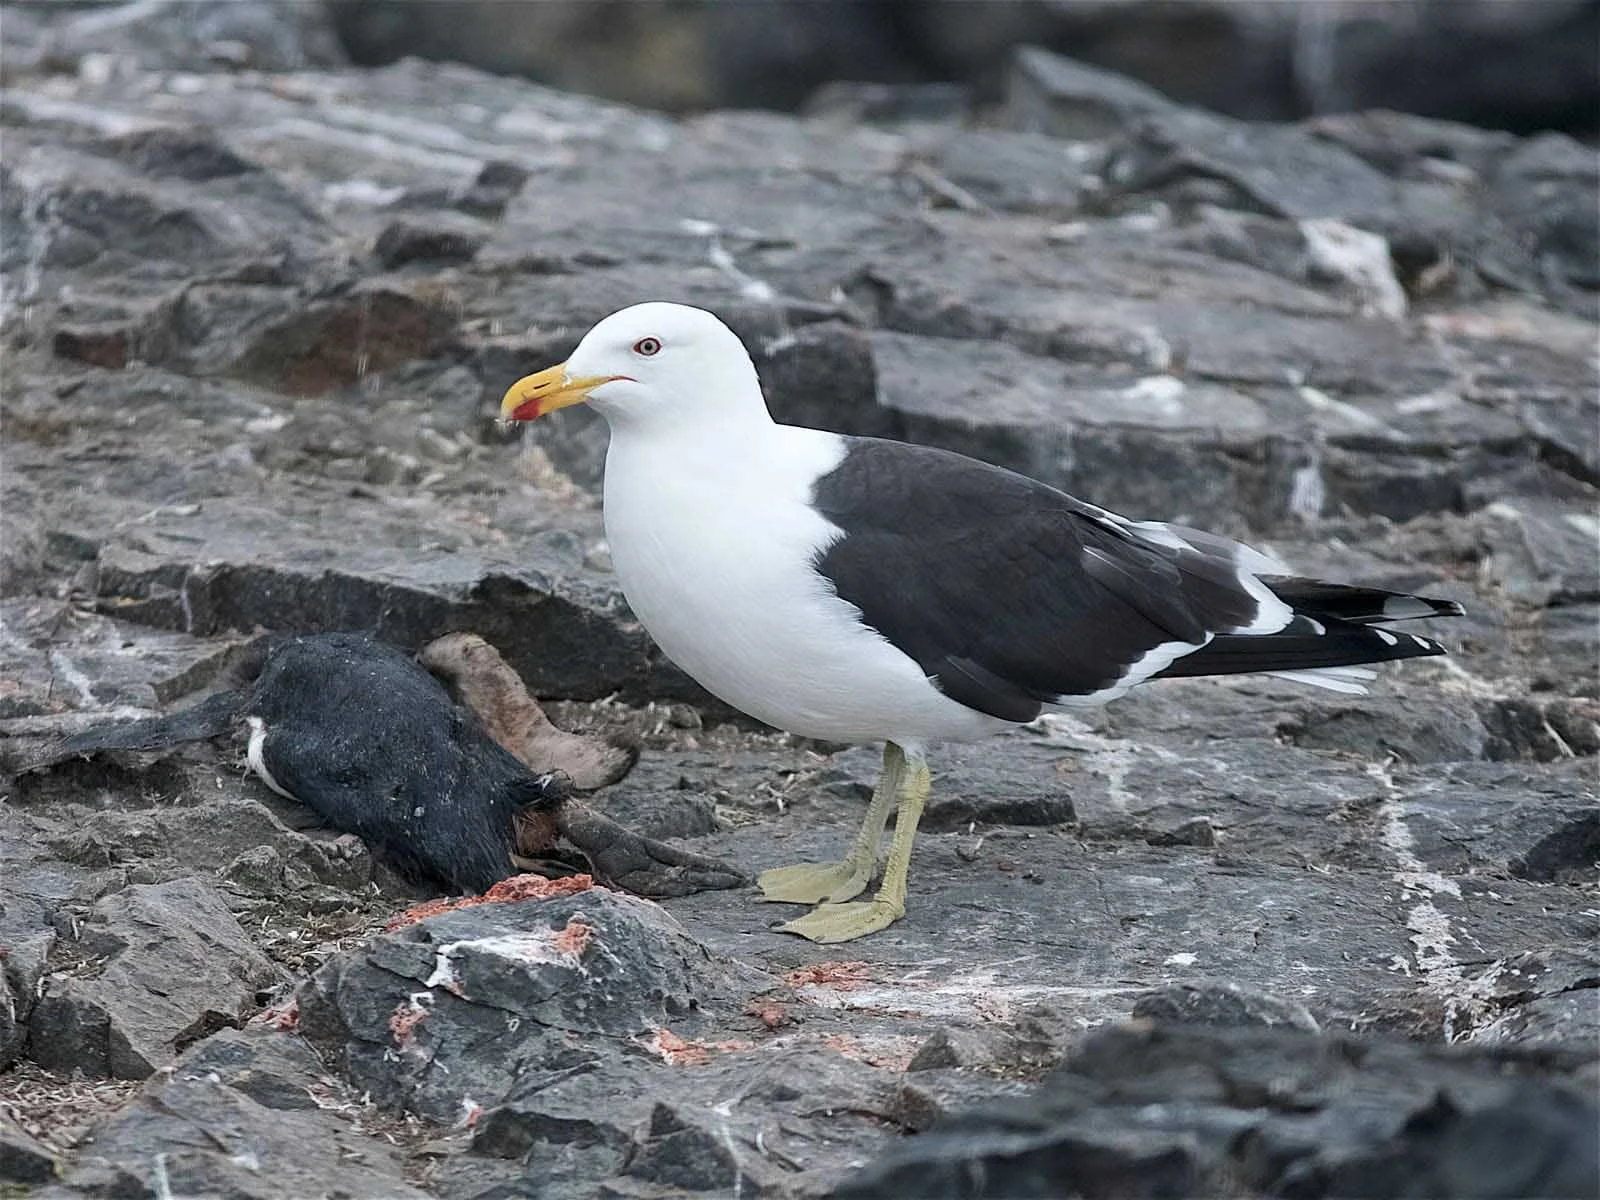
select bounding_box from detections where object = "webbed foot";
[758,858,875,905]
[776,897,905,943]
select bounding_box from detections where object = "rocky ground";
[1,25,1596,1200]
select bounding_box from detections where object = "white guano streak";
[1368,762,1497,1041]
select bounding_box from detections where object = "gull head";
[500,302,766,431]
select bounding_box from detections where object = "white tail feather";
[1267,666,1378,695]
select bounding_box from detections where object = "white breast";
[601,423,1005,746]
[245,716,297,800]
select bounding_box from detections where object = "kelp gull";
[501,302,1463,942]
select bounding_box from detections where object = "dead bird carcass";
[40,632,745,898]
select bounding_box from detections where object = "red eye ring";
[633,336,661,357]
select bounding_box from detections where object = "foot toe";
[775,899,904,943]
[758,860,873,905]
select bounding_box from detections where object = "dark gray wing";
[808,439,1262,722]
[811,440,1461,721]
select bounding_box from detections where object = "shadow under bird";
[501,301,1465,943]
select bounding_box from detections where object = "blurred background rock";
[4,0,1596,134]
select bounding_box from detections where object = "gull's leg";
[777,745,930,943]
[759,742,906,905]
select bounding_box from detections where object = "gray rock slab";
[0,946,50,1071]
[463,1048,935,1199]
[0,52,1590,671]
[297,884,1031,1199]
[0,805,126,1073]
[1470,948,1600,1047]
[1,466,677,702]
[85,505,655,701]
[0,1115,59,1185]
[3,56,1590,549]
[1095,98,1598,319]
[830,225,1586,530]
[0,42,1594,1200]
[176,1024,339,1111]
[297,887,765,1124]
[0,868,60,1069]
[375,213,489,269]
[29,877,283,1079]
[0,599,242,722]
[672,821,1594,1043]
[1006,45,1181,140]
[0,355,710,703]
[1475,496,1600,607]
[1,0,346,76]
[55,1037,431,1200]
[837,1022,1600,1200]
[1,123,344,339]
[924,128,1100,219]
[1103,105,1399,223]
[618,680,1598,1047]
[6,667,1595,1196]
[1130,980,1322,1032]
[7,732,383,895]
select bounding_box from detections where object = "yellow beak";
[499,363,620,422]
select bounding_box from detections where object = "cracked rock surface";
[1,17,1595,1200]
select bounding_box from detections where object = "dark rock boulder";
[28,877,283,1079]
[1290,0,1600,135]
[0,1117,58,1186]
[838,1022,1600,1199]
[49,1026,431,1200]
[1130,981,1321,1032]
[323,2,1599,136]
[0,890,57,1071]
[297,884,757,1122]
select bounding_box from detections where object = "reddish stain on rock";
[744,1000,794,1030]
[255,1000,300,1032]
[388,998,428,1049]
[783,961,872,990]
[643,1028,754,1066]
[385,873,595,930]
[551,916,594,958]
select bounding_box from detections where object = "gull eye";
[632,336,661,357]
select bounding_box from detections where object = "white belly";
[601,425,1005,746]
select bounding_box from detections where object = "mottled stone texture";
[1,21,1594,1200]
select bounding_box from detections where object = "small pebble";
[668,704,703,730]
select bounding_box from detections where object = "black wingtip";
[1398,630,1448,657]
[1267,579,1467,626]
[1382,594,1466,622]
[1157,616,1452,680]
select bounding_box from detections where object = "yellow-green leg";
[759,742,907,905]
[776,744,931,943]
